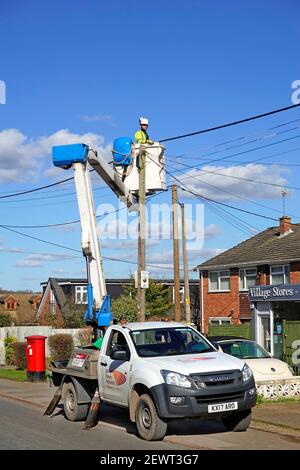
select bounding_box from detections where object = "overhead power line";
[0,190,166,230]
[159,103,300,143]
[1,103,300,200]
[170,161,300,191]
[179,187,278,222]
[0,175,75,200]
[165,118,300,163]
[0,225,188,272]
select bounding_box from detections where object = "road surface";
[1,397,300,450]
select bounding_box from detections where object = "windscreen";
[131,327,214,357]
[220,341,270,359]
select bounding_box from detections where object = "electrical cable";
[168,161,300,191]
[0,224,190,272]
[159,103,300,143]
[179,186,278,222]
[165,120,300,163]
[0,189,166,229]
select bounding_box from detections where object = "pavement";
[1,377,300,446]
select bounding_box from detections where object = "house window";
[270,265,290,285]
[239,268,257,291]
[75,286,87,304]
[50,290,56,315]
[5,302,16,310]
[209,317,231,325]
[209,271,230,291]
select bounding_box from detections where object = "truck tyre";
[63,382,89,422]
[135,393,167,441]
[222,409,252,432]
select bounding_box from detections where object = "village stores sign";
[249,284,300,302]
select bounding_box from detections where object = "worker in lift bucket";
[135,117,154,145]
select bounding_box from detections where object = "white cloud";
[15,253,77,268]
[204,224,223,240]
[80,114,113,123]
[0,128,112,182]
[51,268,66,275]
[179,164,290,201]
[102,239,159,250]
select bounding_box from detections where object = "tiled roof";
[0,292,41,323]
[196,223,300,270]
[41,277,199,285]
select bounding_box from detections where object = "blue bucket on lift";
[112,137,133,166]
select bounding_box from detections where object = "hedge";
[48,334,73,361]
[12,342,27,369]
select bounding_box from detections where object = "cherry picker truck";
[44,138,168,429]
[44,140,256,440]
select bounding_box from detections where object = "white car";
[209,337,294,382]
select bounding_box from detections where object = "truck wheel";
[222,409,252,432]
[135,394,167,441]
[63,382,89,422]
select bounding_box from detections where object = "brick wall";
[38,289,65,327]
[239,293,251,319]
[291,261,300,284]
[202,268,240,333]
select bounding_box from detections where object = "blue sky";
[0,0,300,291]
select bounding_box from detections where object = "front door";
[99,329,131,406]
[255,302,273,355]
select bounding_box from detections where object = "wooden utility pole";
[172,185,181,321]
[137,147,146,321]
[180,203,191,324]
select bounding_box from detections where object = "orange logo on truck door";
[112,370,127,385]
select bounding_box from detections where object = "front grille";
[196,391,244,404]
[190,370,242,388]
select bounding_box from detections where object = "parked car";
[208,336,294,382]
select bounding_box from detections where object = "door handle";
[100,361,107,367]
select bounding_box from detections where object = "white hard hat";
[139,117,149,125]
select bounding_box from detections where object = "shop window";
[209,271,230,291]
[75,285,87,304]
[270,265,290,285]
[239,268,257,291]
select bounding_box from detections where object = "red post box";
[25,335,47,382]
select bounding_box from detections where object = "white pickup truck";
[49,321,257,441]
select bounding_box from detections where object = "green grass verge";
[0,369,27,381]
[257,395,300,404]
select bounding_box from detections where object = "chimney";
[279,216,292,236]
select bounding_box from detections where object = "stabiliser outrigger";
[44,138,167,429]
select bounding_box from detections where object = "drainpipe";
[200,271,204,333]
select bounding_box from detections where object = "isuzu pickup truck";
[49,321,257,441]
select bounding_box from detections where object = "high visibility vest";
[135,129,149,144]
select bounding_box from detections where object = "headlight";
[161,370,192,388]
[242,363,253,382]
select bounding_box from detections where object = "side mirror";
[111,349,129,361]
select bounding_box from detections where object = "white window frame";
[209,317,231,325]
[209,270,230,292]
[75,285,88,304]
[50,290,56,315]
[270,265,290,285]
[239,267,257,291]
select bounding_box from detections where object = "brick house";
[0,292,41,325]
[195,216,300,336]
[36,277,200,326]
